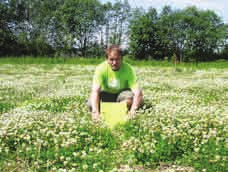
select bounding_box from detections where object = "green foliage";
[0,87,36,114]
[0,55,228,171]
[59,0,104,56]
[221,44,228,60]
[1,0,228,61]
[129,7,166,60]
[187,87,222,105]
[0,118,119,171]
[28,96,85,113]
[106,0,131,45]
[0,1,20,56]
[0,102,15,114]
[1,57,228,69]
[0,56,104,65]
[129,5,228,62]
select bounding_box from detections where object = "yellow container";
[100,102,128,128]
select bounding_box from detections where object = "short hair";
[106,45,122,58]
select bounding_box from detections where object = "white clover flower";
[47,130,54,136]
[6,162,12,167]
[89,147,94,152]
[110,167,118,172]
[69,168,76,172]
[66,157,71,161]
[82,164,88,170]
[72,163,77,167]
[34,161,39,168]
[63,161,68,166]
[58,168,67,172]
[203,134,209,139]
[43,141,49,147]
[73,152,79,157]
[4,147,9,154]
[138,147,144,153]
[215,155,220,161]
[194,147,200,153]
[51,167,57,171]
[97,149,102,154]
[60,156,65,161]
[150,149,155,154]
[26,146,31,152]
[93,163,98,169]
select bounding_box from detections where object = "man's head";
[106,45,122,71]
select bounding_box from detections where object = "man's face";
[107,50,122,71]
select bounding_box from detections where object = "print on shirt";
[108,79,120,90]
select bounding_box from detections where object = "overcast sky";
[101,0,228,23]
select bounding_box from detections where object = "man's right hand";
[92,112,101,122]
[90,82,101,122]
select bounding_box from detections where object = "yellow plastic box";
[100,102,128,128]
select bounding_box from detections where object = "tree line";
[1,0,228,62]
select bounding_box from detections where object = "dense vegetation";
[1,0,228,62]
[0,61,228,171]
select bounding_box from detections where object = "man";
[87,45,143,121]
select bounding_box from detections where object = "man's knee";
[117,90,134,110]
[117,90,133,102]
[117,89,144,110]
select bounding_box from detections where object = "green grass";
[0,56,228,69]
[0,87,37,114]
[0,56,104,65]
[0,63,228,171]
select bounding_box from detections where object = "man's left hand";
[127,110,136,119]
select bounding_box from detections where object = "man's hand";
[127,109,136,119]
[128,88,143,119]
[90,83,101,122]
[92,112,101,122]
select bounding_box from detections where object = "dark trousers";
[86,89,133,112]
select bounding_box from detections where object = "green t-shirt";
[93,61,138,94]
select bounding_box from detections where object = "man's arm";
[129,87,143,117]
[90,83,101,121]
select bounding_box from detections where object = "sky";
[101,0,228,23]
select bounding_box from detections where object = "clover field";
[0,63,228,172]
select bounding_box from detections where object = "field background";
[0,58,228,172]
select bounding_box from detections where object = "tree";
[59,0,104,56]
[184,7,227,62]
[102,0,131,47]
[0,0,57,56]
[160,5,173,17]
[221,43,228,60]
[31,0,65,49]
[158,6,227,63]
[129,7,164,59]
[158,8,193,62]
[0,1,16,55]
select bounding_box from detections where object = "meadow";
[0,58,228,172]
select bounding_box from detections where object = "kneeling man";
[87,45,143,121]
